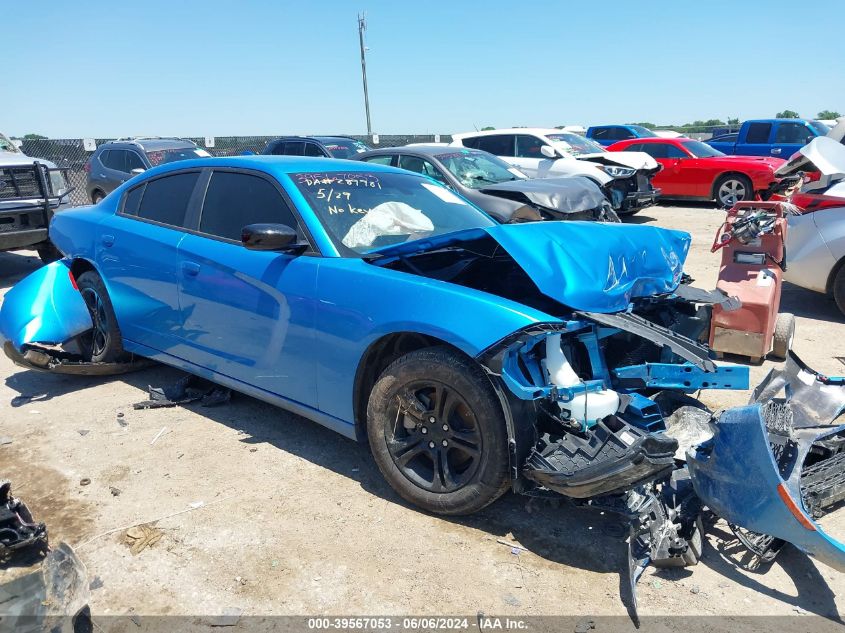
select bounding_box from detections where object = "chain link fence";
[18,134,453,206]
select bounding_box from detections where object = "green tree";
[776,110,799,118]
[23,133,47,140]
[727,117,740,125]
[817,110,842,119]
[480,126,495,131]
[627,122,657,129]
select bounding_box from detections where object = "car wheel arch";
[69,258,98,283]
[711,171,754,199]
[826,255,845,295]
[352,332,501,443]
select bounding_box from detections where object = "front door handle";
[182,261,200,277]
[771,148,782,155]
[101,234,115,247]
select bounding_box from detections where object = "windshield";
[546,133,606,156]
[291,171,495,255]
[146,147,211,166]
[317,138,371,159]
[681,140,725,158]
[0,133,21,153]
[810,120,831,135]
[434,150,525,188]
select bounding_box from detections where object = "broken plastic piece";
[0,479,48,562]
[133,374,231,410]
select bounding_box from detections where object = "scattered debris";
[133,373,231,410]
[189,501,205,509]
[89,576,104,590]
[150,426,169,445]
[496,538,529,552]
[574,618,596,633]
[123,524,163,555]
[249,447,258,453]
[690,585,701,594]
[651,580,662,590]
[77,429,90,436]
[201,607,244,627]
[0,479,48,561]
[0,542,90,632]
[502,593,521,607]
[0,436,12,446]
[109,486,121,497]
[79,478,91,486]
[116,412,128,428]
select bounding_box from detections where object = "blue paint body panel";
[688,405,845,573]
[0,261,91,348]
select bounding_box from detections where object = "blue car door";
[735,122,773,156]
[95,170,202,352]
[770,121,817,159]
[175,168,318,407]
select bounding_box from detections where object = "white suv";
[451,128,661,214]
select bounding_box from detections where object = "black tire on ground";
[91,190,105,204]
[36,242,63,264]
[833,265,845,316]
[713,174,753,208]
[75,271,126,363]
[771,312,795,360]
[366,346,510,516]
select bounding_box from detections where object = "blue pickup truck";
[706,119,829,158]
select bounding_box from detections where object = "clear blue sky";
[5,0,843,137]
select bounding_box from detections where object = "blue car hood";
[369,222,691,313]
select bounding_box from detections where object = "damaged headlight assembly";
[601,165,637,179]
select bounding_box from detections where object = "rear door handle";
[101,234,115,247]
[182,261,200,277]
[771,148,782,155]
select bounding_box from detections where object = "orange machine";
[709,201,795,363]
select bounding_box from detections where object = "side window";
[304,143,326,157]
[361,155,394,166]
[125,151,145,171]
[397,155,447,184]
[270,142,286,156]
[122,184,145,216]
[460,137,481,149]
[474,135,515,157]
[200,171,298,242]
[625,143,643,152]
[637,143,677,159]
[102,149,126,172]
[284,141,305,155]
[775,123,813,144]
[136,172,199,227]
[614,127,636,140]
[515,135,546,158]
[745,123,772,144]
[665,144,688,158]
[591,128,610,140]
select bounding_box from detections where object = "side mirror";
[540,145,557,159]
[130,168,145,175]
[241,223,308,254]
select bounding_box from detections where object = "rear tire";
[91,190,105,204]
[713,174,753,208]
[75,271,126,363]
[366,346,510,516]
[771,313,795,360]
[833,265,845,316]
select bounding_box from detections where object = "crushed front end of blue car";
[2,219,844,621]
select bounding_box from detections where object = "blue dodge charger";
[2,156,843,606]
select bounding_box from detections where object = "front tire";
[366,346,510,516]
[75,271,126,363]
[714,174,753,208]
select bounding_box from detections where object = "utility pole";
[358,13,372,136]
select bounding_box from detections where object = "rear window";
[145,147,210,167]
[136,172,199,227]
[745,123,772,144]
[463,135,514,157]
[317,139,371,158]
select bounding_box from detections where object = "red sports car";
[607,137,787,207]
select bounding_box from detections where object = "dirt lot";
[1,203,843,624]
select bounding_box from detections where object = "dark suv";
[85,137,210,203]
[261,136,370,159]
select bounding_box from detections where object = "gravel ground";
[1,203,843,625]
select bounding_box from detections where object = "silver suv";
[85,137,210,203]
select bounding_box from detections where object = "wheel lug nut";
[442,424,449,431]
[421,427,428,434]
[428,416,436,423]
[442,440,448,447]
[428,441,435,449]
